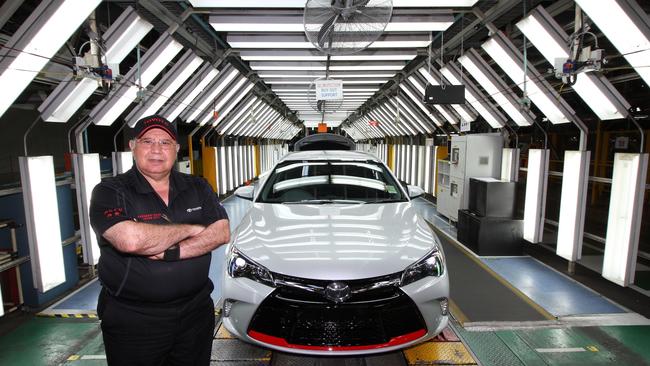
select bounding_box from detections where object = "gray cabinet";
[436,134,503,222]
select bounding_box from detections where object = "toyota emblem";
[324,282,351,303]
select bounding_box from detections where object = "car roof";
[279,150,380,163]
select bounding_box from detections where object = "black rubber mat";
[430,224,549,323]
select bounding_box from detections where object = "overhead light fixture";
[197,76,249,126]
[575,0,650,88]
[249,61,406,71]
[220,96,258,135]
[228,33,431,49]
[523,149,549,243]
[126,50,204,125]
[441,62,507,129]
[212,83,255,128]
[459,49,535,126]
[90,32,184,126]
[39,7,153,123]
[160,64,219,122]
[394,96,430,134]
[258,72,395,78]
[265,80,388,84]
[482,31,577,125]
[399,83,443,127]
[556,150,590,263]
[603,152,649,286]
[182,67,240,122]
[72,153,102,265]
[0,0,102,119]
[211,14,453,33]
[240,50,417,61]
[192,0,477,7]
[18,156,66,292]
[516,6,630,120]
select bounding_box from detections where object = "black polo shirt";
[89,167,228,304]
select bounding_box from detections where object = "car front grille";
[247,274,427,349]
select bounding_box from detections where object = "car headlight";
[400,248,445,286]
[227,246,275,287]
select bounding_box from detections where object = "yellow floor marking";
[67,355,81,361]
[216,324,235,339]
[404,341,477,365]
[428,223,555,321]
[449,299,469,326]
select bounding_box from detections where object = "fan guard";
[304,0,393,55]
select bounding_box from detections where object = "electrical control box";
[436,133,503,222]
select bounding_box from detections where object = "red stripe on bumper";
[248,329,426,351]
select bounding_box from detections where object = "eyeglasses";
[136,138,177,150]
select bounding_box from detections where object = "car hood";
[231,202,439,280]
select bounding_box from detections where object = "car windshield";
[257,159,406,204]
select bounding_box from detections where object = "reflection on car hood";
[232,202,438,280]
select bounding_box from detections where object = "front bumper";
[221,271,449,356]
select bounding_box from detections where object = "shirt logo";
[104,208,124,218]
[186,206,202,213]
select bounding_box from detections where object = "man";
[89,115,230,365]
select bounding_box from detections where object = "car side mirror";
[234,185,254,200]
[407,185,425,198]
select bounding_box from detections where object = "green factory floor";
[1,314,649,365]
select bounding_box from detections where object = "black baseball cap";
[133,115,178,141]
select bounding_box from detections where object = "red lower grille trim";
[248,329,426,351]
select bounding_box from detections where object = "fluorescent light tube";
[441,62,507,128]
[184,68,240,122]
[0,0,102,119]
[112,151,133,175]
[91,33,184,126]
[603,153,649,286]
[516,6,630,120]
[575,0,650,88]
[556,150,590,262]
[523,149,549,243]
[161,64,219,122]
[192,0,478,7]
[500,148,520,182]
[38,7,152,123]
[126,51,204,124]
[18,156,66,292]
[459,49,535,126]
[481,31,576,125]
[73,153,102,265]
[198,76,249,126]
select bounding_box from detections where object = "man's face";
[130,128,178,179]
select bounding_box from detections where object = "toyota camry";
[221,149,449,355]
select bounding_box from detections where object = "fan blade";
[353,0,371,7]
[317,13,340,48]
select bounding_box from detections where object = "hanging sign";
[460,118,470,132]
[315,79,343,100]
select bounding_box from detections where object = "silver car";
[221,150,449,355]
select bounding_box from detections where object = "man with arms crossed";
[90,115,230,365]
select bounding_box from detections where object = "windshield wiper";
[282,199,366,205]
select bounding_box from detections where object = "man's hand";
[177,219,230,259]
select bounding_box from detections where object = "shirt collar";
[127,167,190,200]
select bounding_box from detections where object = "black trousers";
[97,286,215,366]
